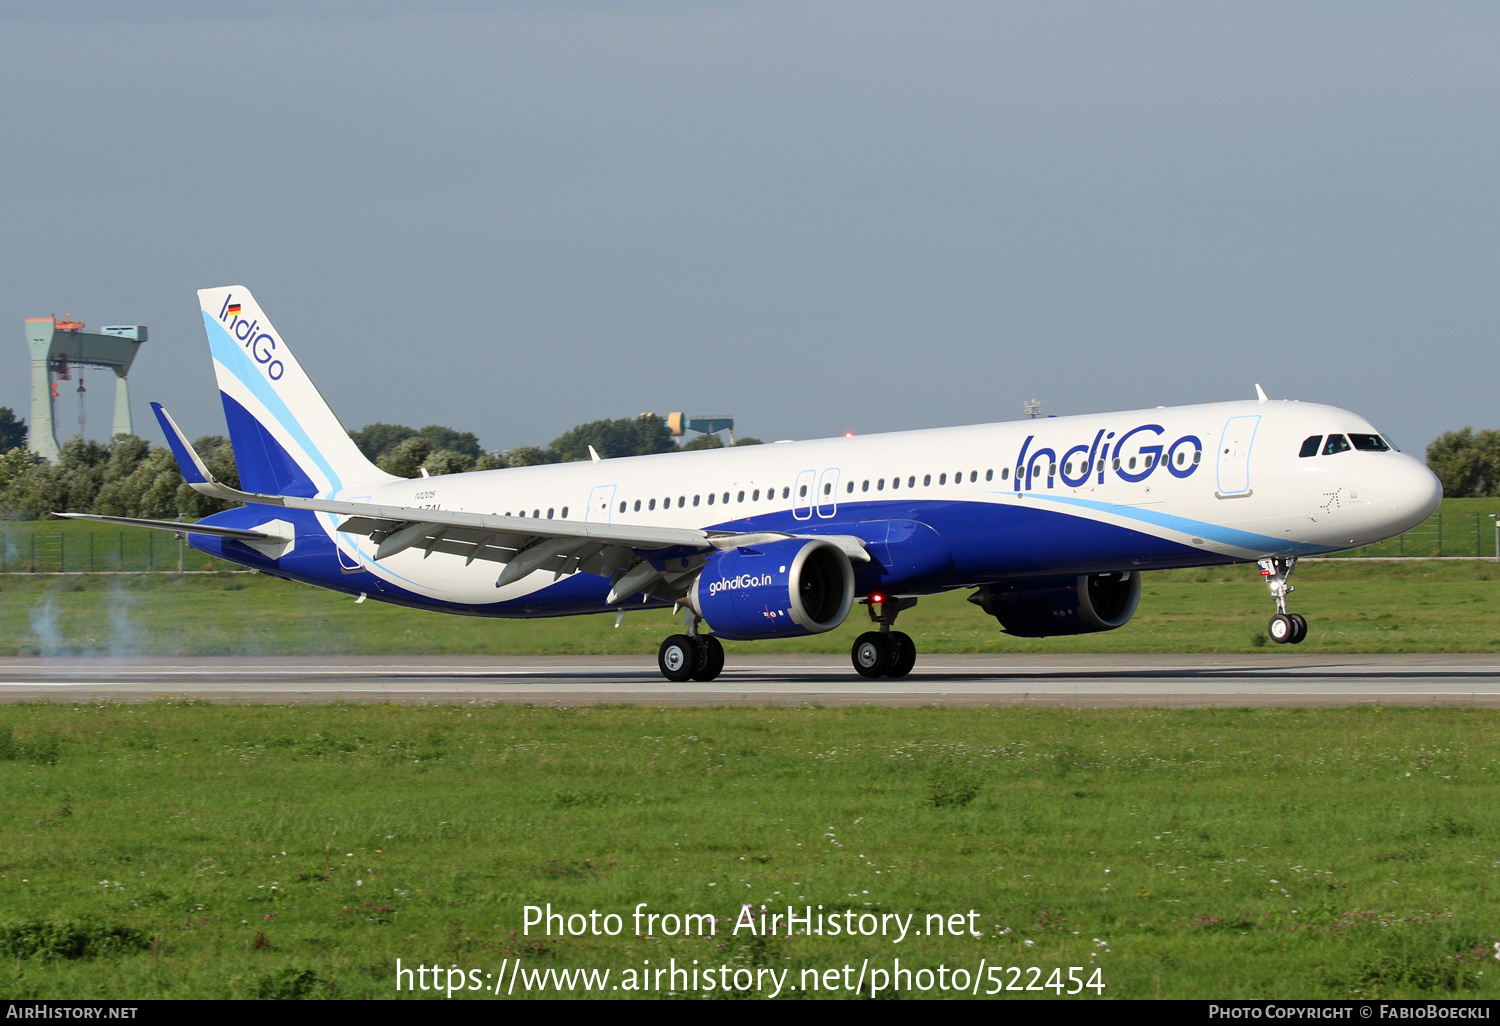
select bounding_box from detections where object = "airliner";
[61,287,1444,681]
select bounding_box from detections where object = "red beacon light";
[844,432,854,439]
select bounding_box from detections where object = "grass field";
[2,560,1496,657]
[0,702,1496,999]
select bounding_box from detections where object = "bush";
[0,918,150,960]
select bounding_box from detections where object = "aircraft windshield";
[1349,433,1391,452]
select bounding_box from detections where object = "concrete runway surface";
[0,653,1497,707]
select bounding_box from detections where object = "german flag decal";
[226,303,242,315]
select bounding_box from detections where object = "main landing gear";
[851,596,919,679]
[658,612,725,683]
[1259,556,1308,645]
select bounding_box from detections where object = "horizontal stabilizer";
[50,512,283,541]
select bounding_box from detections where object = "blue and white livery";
[62,286,1444,680]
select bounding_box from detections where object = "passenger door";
[1216,416,1260,496]
[793,469,815,521]
[816,467,841,519]
[586,484,616,523]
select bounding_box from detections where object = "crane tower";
[25,314,146,462]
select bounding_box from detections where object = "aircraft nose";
[1385,454,1443,527]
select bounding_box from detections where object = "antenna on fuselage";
[1024,399,1042,419]
[1254,383,1269,404]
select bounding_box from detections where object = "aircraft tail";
[197,286,394,496]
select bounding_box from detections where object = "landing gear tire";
[885,630,917,678]
[851,632,891,678]
[691,635,725,681]
[1268,614,1295,644]
[658,634,698,682]
[1288,613,1308,644]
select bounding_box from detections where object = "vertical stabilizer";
[198,286,393,496]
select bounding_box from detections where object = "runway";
[0,654,1498,707]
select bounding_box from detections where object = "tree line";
[0,407,761,520]
[1425,427,1499,499]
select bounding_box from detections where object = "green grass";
[1332,498,1500,559]
[0,520,234,574]
[1,702,1497,999]
[1,560,1496,656]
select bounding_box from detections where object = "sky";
[2,1,1495,456]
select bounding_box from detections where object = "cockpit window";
[1349,433,1391,452]
[1299,436,1322,458]
[1323,434,1352,455]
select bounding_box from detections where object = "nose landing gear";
[1259,557,1308,644]
[851,596,919,678]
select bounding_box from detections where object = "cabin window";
[633,500,641,512]
[547,508,555,519]
[707,493,715,505]
[693,494,700,506]
[723,492,730,503]
[1323,434,1352,455]
[891,476,899,489]
[649,498,656,510]
[1112,457,1121,471]
[985,469,993,481]
[923,474,931,486]
[1128,457,1136,470]
[861,480,869,492]
[1176,451,1185,466]
[753,489,760,501]
[1064,462,1072,476]
[619,501,626,513]
[799,484,807,498]
[533,509,540,518]
[561,506,568,518]
[1193,450,1201,464]
[782,486,790,499]
[1000,468,1008,481]
[1299,436,1322,458]
[877,478,885,490]
[1145,455,1154,469]
[1048,464,1056,477]
[678,496,685,507]
[970,471,978,483]
[737,490,745,502]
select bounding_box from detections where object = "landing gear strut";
[657,610,725,682]
[1258,556,1308,644]
[851,597,919,678]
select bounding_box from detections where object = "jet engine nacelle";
[689,538,855,641]
[969,572,1141,638]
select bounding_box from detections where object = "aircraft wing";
[153,404,867,602]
